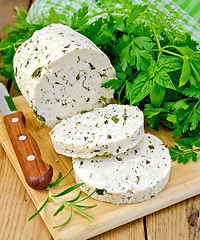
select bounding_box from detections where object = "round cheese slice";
[72,134,171,204]
[50,104,144,158]
[13,23,115,127]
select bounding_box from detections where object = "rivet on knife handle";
[3,111,53,190]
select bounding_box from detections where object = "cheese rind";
[13,23,115,127]
[50,104,144,158]
[72,134,171,204]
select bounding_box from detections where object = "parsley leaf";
[71,5,89,30]
[182,85,200,99]
[169,138,200,164]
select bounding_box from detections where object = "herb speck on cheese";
[80,110,88,114]
[64,44,70,48]
[31,67,43,78]
[99,96,107,105]
[76,73,80,80]
[25,61,29,68]
[88,63,95,70]
[116,157,122,161]
[56,116,62,120]
[116,146,121,153]
[111,115,119,124]
[99,72,108,77]
[107,134,112,139]
[149,145,155,150]
[136,176,140,184]
[14,67,18,77]
[96,189,106,195]
[34,110,46,126]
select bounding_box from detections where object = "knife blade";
[0,82,53,190]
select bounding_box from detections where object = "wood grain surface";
[0,145,53,240]
[1,139,200,240]
[0,96,200,240]
[146,196,200,240]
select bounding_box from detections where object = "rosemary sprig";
[28,168,97,228]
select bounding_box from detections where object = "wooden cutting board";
[0,95,200,240]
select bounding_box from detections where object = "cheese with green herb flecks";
[72,133,171,204]
[50,104,144,158]
[13,23,115,127]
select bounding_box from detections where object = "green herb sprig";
[28,168,97,228]
[0,8,43,90]
[169,137,200,164]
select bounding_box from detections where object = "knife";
[0,82,53,190]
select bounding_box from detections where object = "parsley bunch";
[0,2,199,163]
[80,3,200,164]
[0,8,43,90]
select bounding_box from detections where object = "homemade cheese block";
[50,104,144,158]
[72,134,171,204]
[13,23,115,127]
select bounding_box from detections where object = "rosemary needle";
[28,169,97,228]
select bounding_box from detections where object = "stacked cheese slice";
[51,104,171,204]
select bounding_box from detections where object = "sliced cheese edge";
[50,104,144,158]
[72,133,171,204]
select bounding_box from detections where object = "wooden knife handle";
[3,111,53,190]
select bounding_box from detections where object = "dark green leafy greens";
[169,137,200,164]
[0,2,200,163]
[0,8,43,90]
[28,168,97,228]
[80,3,200,164]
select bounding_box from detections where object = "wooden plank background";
[0,1,200,239]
